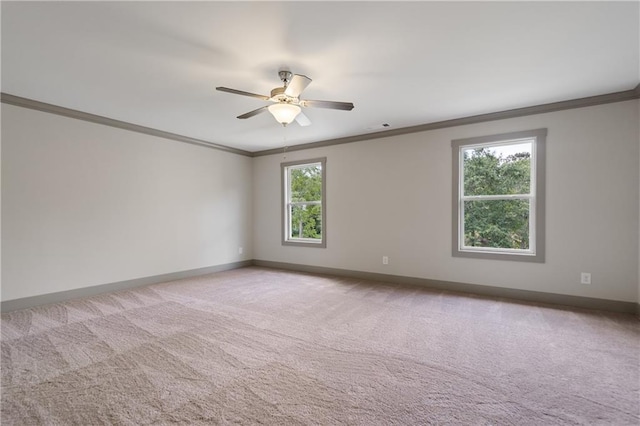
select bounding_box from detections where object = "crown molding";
[3,85,638,159]
[0,93,253,157]
[253,85,640,157]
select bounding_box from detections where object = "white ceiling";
[2,1,638,153]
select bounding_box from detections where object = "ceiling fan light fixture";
[268,103,301,125]
[217,71,354,127]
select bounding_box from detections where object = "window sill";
[283,239,326,248]
[453,248,544,263]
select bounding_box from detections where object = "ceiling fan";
[216,70,354,127]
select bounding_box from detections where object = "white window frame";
[451,129,546,262]
[281,158,326,248]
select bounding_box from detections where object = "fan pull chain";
[282,125,288,161]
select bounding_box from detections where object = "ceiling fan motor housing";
[270,87,296,103]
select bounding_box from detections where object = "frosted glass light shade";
[268,103,301,125]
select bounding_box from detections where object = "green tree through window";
[282,158,326,247]
[463,148,531,249]
[290,166,322,239]
[452,128,546,262]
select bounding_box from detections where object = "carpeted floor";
[1,266,639,425]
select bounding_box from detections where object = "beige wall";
[254,100,640,303]
[1,104,253,301]
[2,99,638,305]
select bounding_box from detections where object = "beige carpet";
[1,266,639,424]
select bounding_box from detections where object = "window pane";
[290,204,322,240]
[463,142,531,196]
[463,199,530,249]
[290,165,322,202]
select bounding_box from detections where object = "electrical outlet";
[238,247,243,255]
[382,256,389,265]
[580,272,591,285]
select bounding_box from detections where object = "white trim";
[286,237,325,244]
[461,194,533,201]
[290,201,322,206]
[458,136,536,255]
[458,246,535,255]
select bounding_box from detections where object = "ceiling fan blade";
[284,74,312,98]
[237,106,268,119]
[295,111,311,127]
[216,87,270,100]
[301,99,354,111]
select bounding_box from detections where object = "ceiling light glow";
[268,103,301,126]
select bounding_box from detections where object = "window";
[452,129,546,262]
[282,158,326,247]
